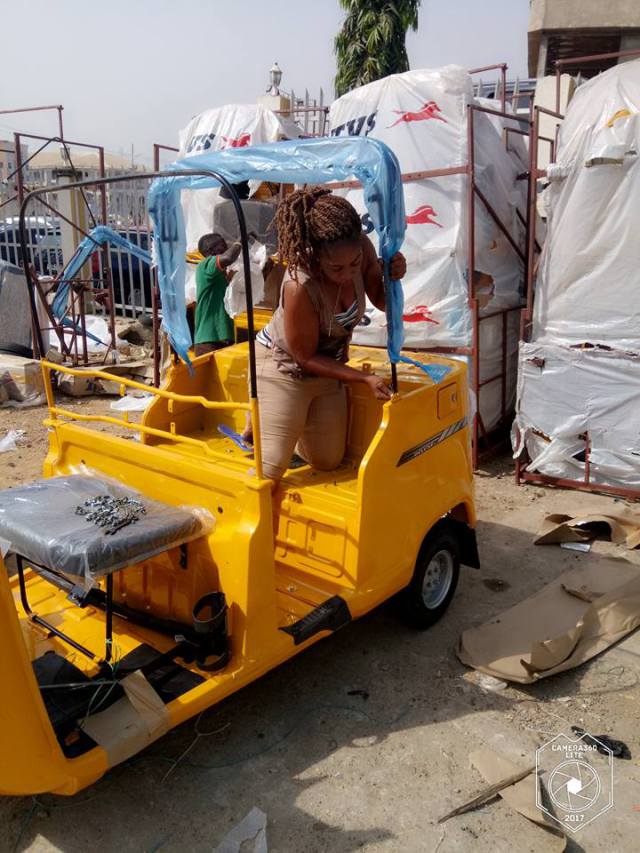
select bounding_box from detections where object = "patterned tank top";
[257,268,366,378]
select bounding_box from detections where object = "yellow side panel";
[0,557,107,795]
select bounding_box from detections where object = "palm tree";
[334,0,421,98]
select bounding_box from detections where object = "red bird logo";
[388,101,447,128]
[403,305,440,324]
[406,205,442,227]
[221,133,251,149]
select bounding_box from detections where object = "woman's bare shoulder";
[283,270,321,296]
[282,273,317,310]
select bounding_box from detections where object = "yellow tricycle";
[0,137,478,796]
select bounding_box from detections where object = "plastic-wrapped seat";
[0,475,212,585]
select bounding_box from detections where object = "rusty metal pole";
[149,143,179,386]
[520,107,541,348]
[14,135,38,354]
[501,310,507,421]
[151,269,161,387]
[467,105,479,469]
[151,145,161,386]
[79,285,89,364]
[13,133,25,206]
[70,289,79,366]
[98,147,117,363]
[584,433,591,485]
[523,110,534,337]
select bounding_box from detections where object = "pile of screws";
[75,495,147,535]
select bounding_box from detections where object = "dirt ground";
[1,399,640,853]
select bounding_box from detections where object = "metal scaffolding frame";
[3,127,120,366]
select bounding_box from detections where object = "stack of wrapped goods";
[514,60,640,492]
[329,66,528,433]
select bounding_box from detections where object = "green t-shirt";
[194,256,234,344]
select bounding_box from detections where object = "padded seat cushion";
[0,475,210,582]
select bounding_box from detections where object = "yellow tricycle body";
[0,342,476,796]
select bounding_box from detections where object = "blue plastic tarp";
[149,136,410,362]
[52,225,151,319]
[149,137,451,384]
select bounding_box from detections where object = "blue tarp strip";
[52,225,151,319]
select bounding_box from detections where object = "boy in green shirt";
[193,233,242,356]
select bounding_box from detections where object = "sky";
[1,0,530,164]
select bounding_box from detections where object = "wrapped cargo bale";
[516,60,640,492]
[329,66,527,429]
[514,343,640,489]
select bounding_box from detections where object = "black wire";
[138,702,409,774]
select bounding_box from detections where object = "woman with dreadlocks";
[250,186,406,481]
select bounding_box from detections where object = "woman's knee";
[300,441,345,472]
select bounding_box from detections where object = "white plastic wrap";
[328,67,525,431]
[514,343,640,488]
[516,61,640,491]
[0,476,214,585]
[329,67,526,351]
[48,315,112,354]
[223,241,266,318]
[533,60,640,348]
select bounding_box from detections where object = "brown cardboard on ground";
[457,559,640,683]
[469,748,566,851]
[535,510,640,550]
[81,670,170,767]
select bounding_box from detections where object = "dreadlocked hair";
[275,187,362,277]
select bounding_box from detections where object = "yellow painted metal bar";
[249,397,263,479]
[42,363,57,418]
[48,407,249,465]
[41,359,268,479]
[40,360,250,413]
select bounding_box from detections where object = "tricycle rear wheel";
[398,526,460,629]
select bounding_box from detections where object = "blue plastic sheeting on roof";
[52,225,152,319]
[148,136,408,366]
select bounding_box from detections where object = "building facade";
[529,0,640,78]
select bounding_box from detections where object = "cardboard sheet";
[470,748,566,851]
[535,510,640,550]
[81,670,170,767]
[457,560,640,683]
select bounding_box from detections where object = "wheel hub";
[421,550,454,609]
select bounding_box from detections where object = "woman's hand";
[389,252,407,281]
[365,374,393,401]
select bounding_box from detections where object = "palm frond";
[334,0,422,97]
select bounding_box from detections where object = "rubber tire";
[398,526,461,630]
